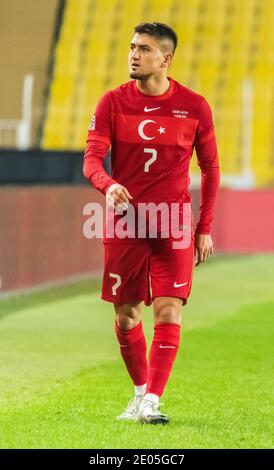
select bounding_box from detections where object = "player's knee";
[154,302,181,325]
[114,303,142,330]
[115,314,140,330]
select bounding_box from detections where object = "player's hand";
[194,233,214,266]
[106,183,133,212]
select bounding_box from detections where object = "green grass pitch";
[0,254,273,449]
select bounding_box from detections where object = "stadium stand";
[42,0,274,187]
[0,0,61,147]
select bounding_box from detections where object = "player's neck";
[136,76,170,96]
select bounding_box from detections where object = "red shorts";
[101,236,195,306]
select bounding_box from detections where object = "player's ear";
[162,53,172,68]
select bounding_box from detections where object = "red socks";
[115,321,181,398]
[146,323,181,397]
[114,320,148,386]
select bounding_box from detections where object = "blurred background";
[0,0,273,294]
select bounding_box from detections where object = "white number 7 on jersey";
[144,148,157,172]
[109,273,121,295]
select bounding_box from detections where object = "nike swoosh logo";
[174,282,188,288]
[119,344,128,348]
[144,106,161,112]
[159,345,176,349]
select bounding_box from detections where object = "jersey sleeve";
[194,97,216,147]
[88,91,112,146]
[194,98,220,235]
[83,92,118,194]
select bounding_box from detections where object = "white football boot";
[137,398,170,425]
[116,395,143,421]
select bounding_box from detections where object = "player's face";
[128,33,170,80]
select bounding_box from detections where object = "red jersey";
[83,77,220,239]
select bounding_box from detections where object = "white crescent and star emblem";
[138,119,166,140]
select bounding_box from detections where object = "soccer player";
[83,22,220,425]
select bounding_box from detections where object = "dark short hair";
[134,22,178,54]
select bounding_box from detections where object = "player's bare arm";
[194,233,214,266]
